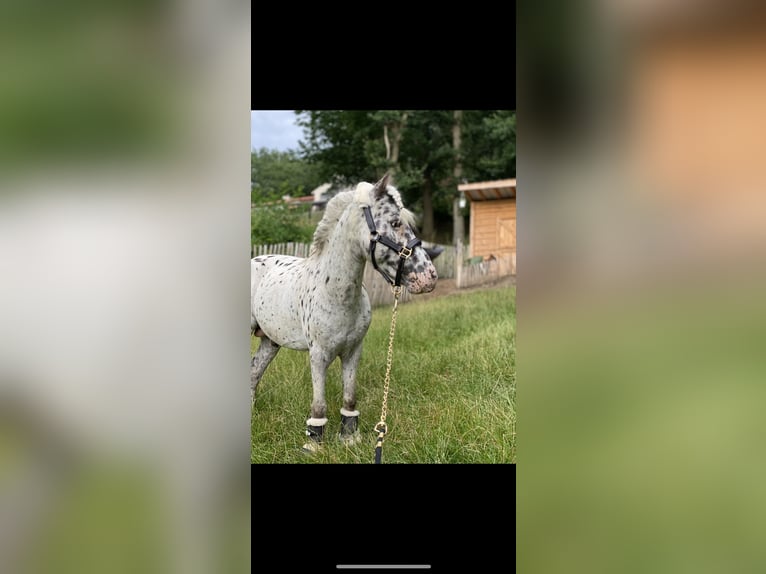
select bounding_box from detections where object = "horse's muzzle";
[406,267,438,294]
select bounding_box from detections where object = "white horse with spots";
[251,173,437,451]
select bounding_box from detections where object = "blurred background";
[5,0,766,571]
[0,1,250,573]
[519,1,766,573]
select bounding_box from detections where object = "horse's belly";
[306,295,372,356]
[255,311,307,350]
[252,265,308,350]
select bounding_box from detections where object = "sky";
[250,110,304,152]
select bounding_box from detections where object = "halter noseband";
[362,205,422,287]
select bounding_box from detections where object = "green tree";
[295,110,516,243]
[296,110,453,240]
[295,111,380,186]
[452,110,465,244]
[463,110,516,181]
[251,205,315,245]
[250,148,325,245]
[251,148,324,204]
[394,110,455,240]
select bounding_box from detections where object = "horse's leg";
[251,337,280,402]
[303,348,331,453]
[338,343,363,445]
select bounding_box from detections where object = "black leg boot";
[302,417,327,453]
[338,408,361,445]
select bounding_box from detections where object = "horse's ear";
[372,172,391,199]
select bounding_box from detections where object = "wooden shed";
[458,178,517,274]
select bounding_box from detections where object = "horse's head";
[357,173,438,294]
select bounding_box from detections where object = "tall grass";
[251,286,516,464]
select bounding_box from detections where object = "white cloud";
[250,110,304,152]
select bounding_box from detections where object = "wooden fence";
[252,242,311,258]
[251,242,409,308]
[427,243,455,280]
[253,242,456,279]
[251,240,515,304]
[454,239,516,289]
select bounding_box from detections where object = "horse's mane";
[309,182,416,257]
[309,188,357,257]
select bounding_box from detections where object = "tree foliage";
[251,205,315,245]
[251,147,324,204]
[295,110,516,242]
[462,110,516,181]
[250,148,325,245]
[295,111,380,186]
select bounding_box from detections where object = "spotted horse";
[250,173,438,451]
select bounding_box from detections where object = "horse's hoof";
[339,412,361,445]
[339,412,360,445]
[301,441,322,454]
[338,431,362,446]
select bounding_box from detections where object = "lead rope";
[374,285,402,464]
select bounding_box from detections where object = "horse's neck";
[312,211,366,302]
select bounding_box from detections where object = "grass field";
[251,285,516,463]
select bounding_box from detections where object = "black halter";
[362,205,422,287]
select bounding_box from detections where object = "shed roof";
[458,178,516,201]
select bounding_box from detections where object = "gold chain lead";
[374,285,402,446]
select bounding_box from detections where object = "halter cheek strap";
[362,205,422,287]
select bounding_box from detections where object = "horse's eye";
[391,219,401,229]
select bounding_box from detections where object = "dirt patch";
[414,274,516,302]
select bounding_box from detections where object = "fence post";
[455,238,463,289]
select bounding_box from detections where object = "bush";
[251,205,315,245]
